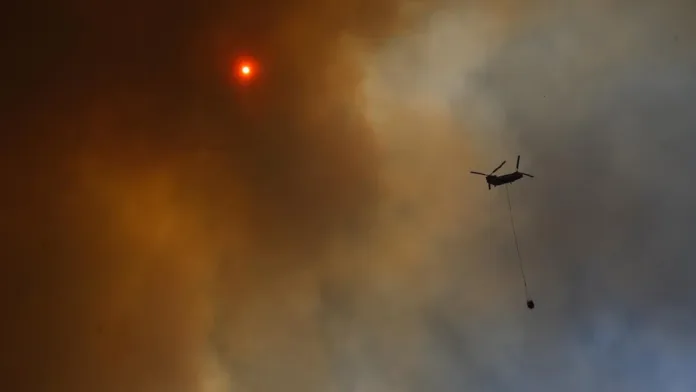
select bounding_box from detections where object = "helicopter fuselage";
[470,155,533,189]
[487,172,523,187]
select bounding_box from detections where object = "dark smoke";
[2,0,696,391]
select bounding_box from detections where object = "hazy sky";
[2,0,696,391]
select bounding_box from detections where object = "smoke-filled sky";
[2,0,696,391]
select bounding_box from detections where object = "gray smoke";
[2,0,696,391]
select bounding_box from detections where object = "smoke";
[361,1,696,391]
[2,0,696,391]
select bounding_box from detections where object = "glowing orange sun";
[229,55,259,86]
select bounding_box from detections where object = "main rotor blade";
[521,172,534,178]
[516,155,521,170]
[490,161,506,175]
[470,171,487,176]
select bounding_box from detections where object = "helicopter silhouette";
[470,155,534,190]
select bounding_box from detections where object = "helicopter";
[470,155,534,190]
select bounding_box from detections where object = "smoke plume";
[2,0,696,391]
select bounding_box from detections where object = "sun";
[229,55,259,86]
[237,62,255,81]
